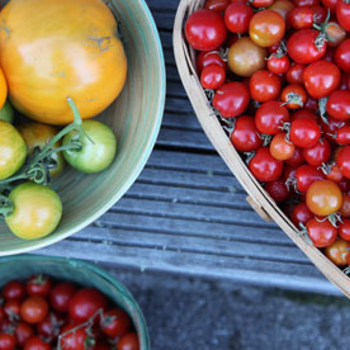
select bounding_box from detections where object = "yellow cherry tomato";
[0,121,26,180]
[5,182,62,240]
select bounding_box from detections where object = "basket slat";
[173,0,350,298]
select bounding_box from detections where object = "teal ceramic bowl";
[0,255,150,349]
[0,0,166,255]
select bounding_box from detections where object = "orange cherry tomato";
[281,84,307,110]
[306,180,343,216]
[270,132,295,160]
[325,239,350,266]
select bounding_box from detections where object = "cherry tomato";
[212,82,250,118]
[339,219,350,240]
[15,323,34,347]
[63,121,117,174]
[325,239,350,266]
[326,90,350,121]
[250,70,281,103]
[117,333,139,350]
[288,7,314,29]
[248,148,283,182]
[18,122,65,178]
[0,333,16,350]
[286,64,304,85]
[325,22,346,48]
[0,121,27,181]
[340,195,350,217]
[4,300,20,319]
[205,0,230,11]
[287,29,326,64]
[302,139,331,167]
[270,132,295,160]
[255,100,290,135]
[306,180,343,216]
[50,283,77,313]
[69,288,107,322]
[228,37,267,77]
[197,52,227,73]
[281,84,307,110]
[335,38,350,72]
[37,312,64,340]
[26,275,52,298]
[267,55,290,75]
[306,218,338,248]
[302,60,340,99]
[249,10,286,47]
[230,116,263,152]
[337,146,350,179]
[5,183,62,240]
[200,65,226,90]
[286,147,304,166]
[336,125,350,145]
[3,281,26,301]
[293,0,318,6]
[265,179,290,202]
[322,0,338,11]
[339,178,350,192]
[336,0,350,32]
[100,309,131,338]
[269,0,295,21]
[20,297,49,324]
[290,119,321,148]
[291,202,313,227]
[24,336,50,350]
[252,0,275,7]
[295,164,325,192]
[291,109,317,122]
[225,3,253,34]
[59,325,93,350]
[326,164,343,182]
[185,10,227,51]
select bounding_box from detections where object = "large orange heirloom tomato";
[0,0,127,125]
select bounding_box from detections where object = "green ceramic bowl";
[0,0,166,254]
[0,255,150,349]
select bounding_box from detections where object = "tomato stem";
[0,195,14,218]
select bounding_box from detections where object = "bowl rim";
[0,254,151,349]
[0,0,166,256]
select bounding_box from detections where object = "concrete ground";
[104,266,350,350]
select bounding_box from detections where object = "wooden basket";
[173,0,350,298]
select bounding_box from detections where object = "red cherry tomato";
[4,300,20,319]
[205,0,231,12]
[286,63,304,85]
[255,100,290,135]
[23,336,50,350]
[337,146,350,179]
[281,84,307,110]
[250,70,281,103]
[212,82,250,118]
[185,10,227,51]
[224,3,253,34]
[302,60,340,99]
[339,219,350,240]
[291,109,318,122]
[336,0,350,32]
[291,202,313,227]
[326,90,350,121]
[270,132,295,160]
[267,55,290,75]
[287,29,326,64]
[292,0,319,6]
[306,218,338,248]
[26,275,52,298]
[288,7,314,29]
[322,0,338,13]
[335,38,350,72]
[251,0,275,6]
[230,115,263,152]
[69,288,107,323]
[100,309,131,338]
[248,148,283,182]
[295,164,325,192]
[286,147,304,166]
[265,179,290,202]
[302,139,331,167]
[15,323,34,347]
[326,164,343,182]
[50,283,77,313]
[3,281,26,301]
[37,313,63,339]
[197,52,227,73]
[200,65,226,89]
[117,332,140,350]
[59,325,92,350]
[290,119,321,148]
[20,297,49,324]
[0,333,16,350]
[336,125,350,145]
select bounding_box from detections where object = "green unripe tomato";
[0,121,27,180]
[5,182,62,240]
[63,120,117,173]
[0,100,15,124]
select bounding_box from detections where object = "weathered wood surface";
[35,0,340,295]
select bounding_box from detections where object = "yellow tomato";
[0,0,127,125]
[0,121,27,180]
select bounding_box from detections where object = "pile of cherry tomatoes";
[185,0,350,268]
[0,275,139,350]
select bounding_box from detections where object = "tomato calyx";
[281,92,304,109]
[315,212,343,227]
[318,97,330,125]
[0,195,14,218]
